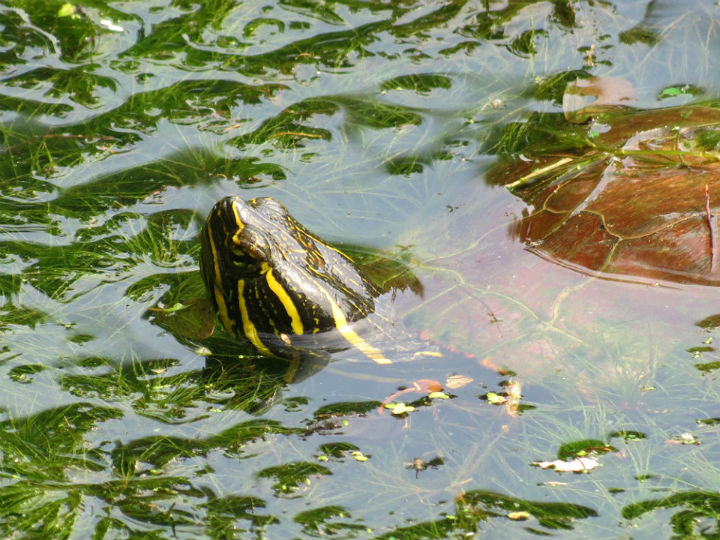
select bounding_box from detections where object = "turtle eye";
[230,246,260,269]
[230,245,249,257]
[231,258,251,269]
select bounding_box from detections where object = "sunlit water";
[1,1,720,538]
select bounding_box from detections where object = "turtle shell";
[400,104,720,378]
[496,105,720,286]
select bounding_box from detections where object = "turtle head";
[200,196,379,345]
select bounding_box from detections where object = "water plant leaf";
[666,432,701,445]
[351,451,369,462]
[445,374,473,389]
[486,392,506,405]
[2,1,720,538]
[532,457,600,473]
[385,403,415,415]
[57,3,76,17]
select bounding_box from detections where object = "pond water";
[2,0,720,538]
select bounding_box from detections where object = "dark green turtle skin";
[200,196,397,364]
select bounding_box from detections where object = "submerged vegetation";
[1,0,720,538]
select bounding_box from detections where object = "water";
[1,1,720,538]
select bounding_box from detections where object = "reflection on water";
[2,0,720,538]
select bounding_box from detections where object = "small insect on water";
[409,457,426,478]
[406,456,444,478]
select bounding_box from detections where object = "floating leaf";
[504,379,522,416]
[58,3,76,17]
[486,392,506,405]
[446,374,473,389]
[532,457,600,472]
[413,379,443,393]
[351,451,369,462]
[658,85,701,99]
[428,391,449,399]
[609,430,646,442]
[380,379,444,413]
[508,511,530,520]
[385,403,415,415]
[666,432,700,445]
[100,19,124,32]
[557,440,616,460]
[149,302,189,314]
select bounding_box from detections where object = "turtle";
[199,195,391,364]
[196,102,720,385]
[198,194,452,369]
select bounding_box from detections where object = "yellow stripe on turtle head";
[237,280,272,356]
[213,286,236,338]
[318,288,391,365]
[229,197,246,245]
[205,221,236,337]
[262,262,304,335]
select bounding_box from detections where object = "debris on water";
[532,457,600,473]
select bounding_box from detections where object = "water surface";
[1,1,720,538]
